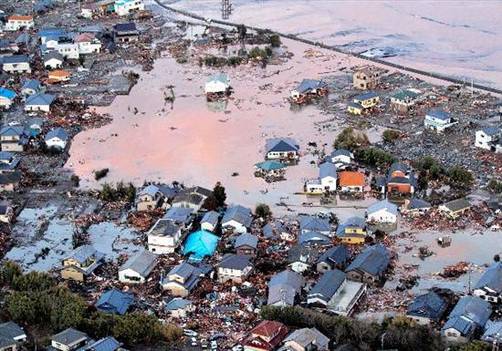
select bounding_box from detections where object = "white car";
[232,345,243,351]
[191,337,198,346]
[184,329,198,337]
[211,340,218,350]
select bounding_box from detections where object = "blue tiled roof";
[222,205,252,227]
[367,200,398,216]
[0,87,16,100]
[346,244,389,276]
[299,215,330,233]
[25,93,55,106]
[443,316,476,336]
[427,109,450,121]
[96,289,134,315]
[164,297,192,311]
[447,296,492,327]
[474,262,502,294]
[22,79,41,92]
[266,138,299,154]
[336,216,366,236]
[296,79,326,93]
[317,245,349,266]
[45,127,68,141]
[86,337,121,351]
[298,232,331,245]
[164,207,193,224]
[319,162,337,179]
[354,91,378,101]
[407,291,447,322]
[308,269,346,302]
[235,233,258,249]
[201,210,219,227]
[255,160,286,171]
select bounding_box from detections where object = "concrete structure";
[352,66,380,90]
[475,127,501,152]
[5,15,34,31]
[424,109,458,133]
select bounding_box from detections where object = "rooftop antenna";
[221,0,232,20]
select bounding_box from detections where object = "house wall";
[340,185,363,192]
[236,246,255,256]
[115,0,145,16]
[78,42,101,54]
[321,176,337,191]
[0,97,14,109]
[347,105,362,115]
[406,314,432,326]
[340,236,365,245]
[201,222,215,232]
[442,328,468,343]
[56,43,79,60]
[25,104,51,113]
[266,151,298,161]
[218,267,248,283]
[222,220,247,234]
[5,20,34,31]
[45,59,62,69]
[367,209,397,223]
[473,288,501,304]
[3,63,31,74]
[46,137,66,150]
[332,155,351,164]
[353,72,378,90]
[148,234,178,254]
[305,182,324,194]
[161,282,189,297]
[137,200,158,211]
[346,270,379,285]
[387,183,412,194]
[118,268,145,284]
[1,142,24,152]
[205,81,228,94]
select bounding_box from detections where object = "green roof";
[393,90,419,101]
[255,160,286,171]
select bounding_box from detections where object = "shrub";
[334,127,369,151]
[355,147,395,169]
[94,168,109,181]
[382,129,401,143]
[269,34,281,47]
[255,203,271,219]
[487,179,502,194]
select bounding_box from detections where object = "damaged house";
[345,244,390,285]
[61,245,104,282]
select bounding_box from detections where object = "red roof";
[8,15,33,21]
[243,321,288,351]
[338,171,365,187]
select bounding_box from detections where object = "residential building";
[200,210,219,232]
[424,109,457,133]
[347,92,379,115]
[346,244,390,285]
[0,321,26,351]
[290,79,327,102]
[328,149,353,168]
[5,15,34,31]
[61,245,104,282]
[163,207,194,229]
[163,297,194,318]
[299,215,331,236]
[50,328,89,351]
[45,127,69,150]
[114,0,145,16]
[406,291,448,325]
[48,69,71,83]
[43,51,64,69]
[147,219,182,254]
[75,33,102,54]
[304,179,324,195]
[114,23,139,43]
[475,127,501,152]
[282,327,330,351]
[352,66,380,90]
[160,262,203,297]
[254,160,287,179]
[85,337,124,351]
[0,202,14,224]
[25,93,55,112]
[205,73,230,95]
[267,270,304,306]
[307,269,366,317]
[319,162,337,191]
[1,55,31,74]
[366,199,398,224]
[338,171,365,192]
[217,254,253,283]
[21,79,42,96]
[95,289,134,315]
[136,184,163,211]
[298,232,331,246]
[441,296,492,342]
[0,151,20,173]
[316,245,350,272]
[0,126,25,152]
[482,320,502,344]
[265,138,300,162]
[222,205,253,234]
[25,118,44,138]
[0,87,16,109]
[386,162,416,196]
[401,198,431,216]
[118,250,157,284]
[0,171,22,192]
[439,198,471,219]
[243,320,289,351]
[473,262,502,304]
[182,230,219,261]
[235,233,258,256]
[390,89,420,113]
[263,220,290,241]
[287,244,319,273]
[336,216,367,244]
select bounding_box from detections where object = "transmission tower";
[221,0,232,20]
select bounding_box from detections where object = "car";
[232,346,243,351]
[211,340,218,350]
[184,329,198,337]
[201,339,208,348]
[191,337,198,346]
[209,333,225,341]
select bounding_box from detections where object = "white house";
[43,52,64,69]
[366,199,398,224]
[473,262,502,304]
[21,79,42,96]
[200,211,219,232]
[205,73,230,94]
[475,127,501,152]
[0,88,16,109]
[163,298,194,318]
[25,93,55,112]
[2,55,31,74]
[329,149,354,167]
[75,33,102,54]
[217,254,253,283]
[5,15,34,31]
[221,205,252,234]
[265,138,300,162]
[55,42,79,60]
[319,162,337,191]
[118,250,157,284]
[114,0,145,16]
[45,127,69,150]
[304,179,324,194]
[424,109,457,133]
[147,219,182,254]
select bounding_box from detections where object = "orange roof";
[251,320,287,338]
[338,171,365,187]
[49,70,70,78]
[8,15,33,21]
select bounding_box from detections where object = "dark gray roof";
[287,244,319,264]
[319,162,337,179]
[407,291,447,322]
[265,138,299,154]
[427,109,450,121]
[0,322,25,341]
[283,328,329,349]
[45,127,69,141]
[219,254,252,270]
[308,269,346,302]
[336,216,366,236]
[474,262,502,293]
[64,245,104,264]
[165,262,202,291]
[346,244,389,276]
[1,54,30,64]
[298,232,331,246]
[267,270,304,305]
[442,198,471,212]
[114,22,137,33]
[409,198,431,210]
[481,126,500,136]
[222,205,252,227]
[295,79,326,93]
[268,270,304,290]
[43,51,63,62]
[52,328,88,346]
[163,207,193,225]
[201,210,219,227]
[442,316,476,336]
[447,296,492,327]
[317,245,349,266]
[235,233,258,249]
[119,250,157,277]
[367,199,398,216]
[299,215,330,233]
[149,219,180,237]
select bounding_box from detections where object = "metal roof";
[447,296,492,327]
[45,127,69,141]
[235,233,258,249]
[346,244,389,276]
[319,162,337,179]
[317,245,349,266]
[222,205,252,227]
[427,109,450,121]
[367,199,398,216]
[407,291,447,321]
[284,328,329,349]
[219,254,252,270]
[265,138,299,154]
[201,210,219,226]
[119,250,157,277]
[308,269,346,302]
[51,328,88,346]
[95,289,134,315]
[474,262,502,293]
[299,215,330,233]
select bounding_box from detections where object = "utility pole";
[221,0,232,20]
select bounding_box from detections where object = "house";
[290,79,327,102]
[298,231,331,246]
[0,88,16,109]
[267,270,304,306]
[0,172,22,192]
[328,149,353,168]
[5,15,34,31]
[21,79,42,96]
[338,171,365,192]
[95,289,134,315]
[25,93,55,112]
[48,69,71,83]
[346,244,390,285]
[50,328,89,351]
[171,192,204,211]
[347,92,379,115]
[114,23,139,43]
[424,109,458,133]
[0,321,26,351]
[243,320,289,351]
[205,73,231,97]
[75,32,102,54]
[118,250,157,284]
[38,28,67,45]
[114,0,145,16]
[222,205,253,234]
[401,198,431,216]
[439,198,471,219]
[160,261,203,297]
[473,262,502,304]
[25,117,44,138]
[85,337,124,351]
[441,296,492,342]
[136,184,163,211]
[366,199,398,224]
[235,233,258,256]
[43,51,64,69]
[263,220,290,241]
[200,210,219,232]
[282,327,330,351]
[316,245,350,272]
[182,230,219,261]
[319,162,337,191]
[390,89,420,113]
[386,162,416,196]
[147,219,182,254]
[0,126,25,152]
[288,244,319,273]
[1,55,31,74]
[265,138,300,162]
[353,66,380,90]
[254,160,286,179]
[336,217,367,244]
[163,207,194,229]
[299,215,331,236]
[217,254,253,283]
[61,245,105,282]
[475,127,501,152]
[45,127,69,150]
[406,291,448,325]
[482,320,502,344]
[0,151,20,173]
[163,297,194,318]
[304,179,324,195]
[0,202,14,224]
[307,269,366,317]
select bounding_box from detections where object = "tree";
[6,291,39,324]
[487,179,502,194]
[202,195,218,211]
[94,168,109,181]
[334,128,369,151]
[213,182,227,207]
[238,25,247,40]
[355,147,395,169]
[382,129,401,144]
[112,312,163,346]
[11,271,55,292]
[255,203,271,219]
[269,34,281,47]
[447,166,474,190]
[449,341,491,351]
[48,287,87,331]
[0,261,22,287]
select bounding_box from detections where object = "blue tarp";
[183,230,219,261]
